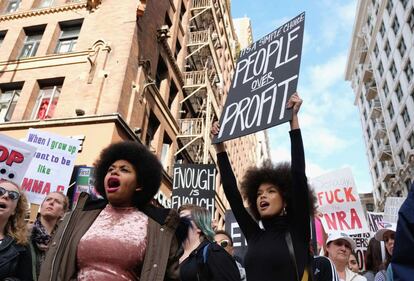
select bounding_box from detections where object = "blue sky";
[231,0,373,194]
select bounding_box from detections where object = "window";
[388,103,395,119]
[402,107,410,127]
[384,40,391,57]
[145,112,160,148]
[160,134,172,170]
[409,133,414,149]
[404,61,413,81]
[392,17,400,35]
[380,22,386,37]
[55,21,82,54]
[398,39,406,57]
[401,0,409,8]
[398,149,405,164]
[378,61,384,76]
[179,1,186,22]
[31,80,63,120]
[374,44,379,57]
[383,81,389,97]
[367,126,371,139]
[409,8,414,29]
[394,125,401,143]
[0,31,6,47]
[38,0,54,8]
[390,61,397,79]
[155,56,168,89]
[386,0,393,14]
[0,83,22,122]
[5,0,20,13]
[174,40,181,60]
[168,81,178,110]
[363,109,368,121]
[374,164,379,178]
[370,145,375,159]
[19,27,45,58]
[396,83,403,101]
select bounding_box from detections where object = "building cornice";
[0,113,140,142]
[0,2,87,22]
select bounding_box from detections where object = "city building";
[0,0,262,223]
[345,0,414,210]
[360,192,375,212]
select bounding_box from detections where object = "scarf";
[31,218,56,252]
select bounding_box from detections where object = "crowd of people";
[0,93,412,281]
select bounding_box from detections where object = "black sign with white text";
[172,164,216,214]
[225,210,248,263]
[214,12,305,143]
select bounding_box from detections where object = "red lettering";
[337,211,350,230]
[56,185,64,192]
[344,187,357,202]
[42,182,51,194]
[21,178,33,191]
[334,189,344,203]
[317,192,324,206]
[326,191,334,204]
[350,208,362,229]
[32,180,44,193]
[0,146,24,166]
[324,213,338,230]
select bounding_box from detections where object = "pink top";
[77,204,148,281]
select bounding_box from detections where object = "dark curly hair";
[241,160,292,220]
[94,141,162,207]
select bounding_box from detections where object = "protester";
[30,191,68,280]
[374,222,396,281]
[39,141,182,280]
[215,230,247,281]
[362,238,382,281]
[325,232,366,281]
[178,204,240,281]
[212,93,312,281]
[348,251,360,273]
[392,182,414,281]
[312,255,340,281]
[0,179,32,281]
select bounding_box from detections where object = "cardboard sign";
[367,212,384,233]
[0,133,36,186]
[171,164,216,214]
[311,168,369,235]
[22,129,80,204]
[383,197,405,224]
[225,210,248,263]
[72,166,102,207]
[350,232,371,272]
[213,12,305,143]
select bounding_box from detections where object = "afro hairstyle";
[94,141,162,207]
[241,160,292,220]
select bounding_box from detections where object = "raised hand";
[286,92,302,130]
[211,121,226,153]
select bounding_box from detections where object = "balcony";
[381,164,396,181]
[365,81,377,100]
[368,99,382,120]
[378,142,392,161]
[178,118,204,136]
[362,67,373,82]
[373,121,386,140]
[359,47,368,64]
[191,0,211,9]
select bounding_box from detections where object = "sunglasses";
[0,186,20,201]
[218,239,230,248]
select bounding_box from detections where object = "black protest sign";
[367,212,384,233]
[213,12,305,143]
[225,210,248,263]
[172,164,216,214]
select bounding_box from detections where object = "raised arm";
[212,123,260,240]
[286,93,310,241]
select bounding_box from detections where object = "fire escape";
[175,0,223,164]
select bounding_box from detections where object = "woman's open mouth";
[106,177,120,193]
[259,201,269,209]
[0,202,7,209]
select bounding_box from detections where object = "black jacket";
[0,236,32,281]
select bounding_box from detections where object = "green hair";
[179,204,215,242]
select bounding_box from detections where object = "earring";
[281,206,287,216]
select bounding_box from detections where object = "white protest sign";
[0,133,37,186]
[383,197,405,224]
[311,167,369,235]
[367,211,384,233]
[22,129,79,204]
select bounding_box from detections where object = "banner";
[171,164,216,214]
[22,129,79,204]
[0,133,36,186]
[214,12,305,143]
[225,210,248,263]
[383,197,405,224]
[311,167,369,235]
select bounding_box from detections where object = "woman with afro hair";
[212,93,312,281]
[39,141,183,281]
